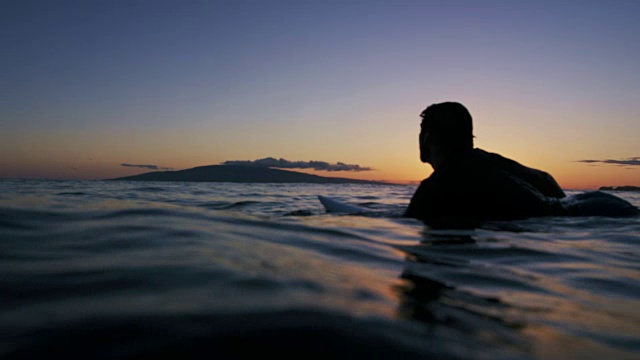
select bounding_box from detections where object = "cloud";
[576,157,640,167]
[222,157,374,172]
[121,163,173,170]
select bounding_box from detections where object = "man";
[404,102,566,226]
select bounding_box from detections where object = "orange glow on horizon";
[2,157,638,191]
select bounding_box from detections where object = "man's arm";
[478,149,565,198]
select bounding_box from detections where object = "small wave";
[197,201,235,210]
[357,201,382,207]
[567,274,640,300]
[92,208,180,220]
[282,209,314,216]
[354,196,381,200]
[131,186,167,192]
[219,200,262,209]
[0,207,79,230]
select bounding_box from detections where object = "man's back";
[405,148,564,226]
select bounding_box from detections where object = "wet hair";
[420,102,474,151]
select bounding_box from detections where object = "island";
[109,165,391,185]
[599,185,640,192]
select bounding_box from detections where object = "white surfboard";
[318,195,368,214]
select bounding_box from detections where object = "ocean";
[1,179,639,359]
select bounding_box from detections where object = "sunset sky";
[2,0,639,189]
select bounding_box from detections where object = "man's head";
[419,102,474,165]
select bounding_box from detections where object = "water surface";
[1,180,639,359]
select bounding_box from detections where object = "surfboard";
[561,191,640,217]
[318,195,368,214]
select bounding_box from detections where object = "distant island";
[599,185,640,192]
[109,165,392,185]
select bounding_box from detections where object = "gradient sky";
[2,0,639,189]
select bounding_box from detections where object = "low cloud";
[577,157,640,167]
[222,157,373,172]
[121,163,173,170]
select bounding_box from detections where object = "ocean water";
[1,179,639,359]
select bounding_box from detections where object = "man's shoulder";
[474,148,544,174]
[474,148,565,198]
[474,148,520,167]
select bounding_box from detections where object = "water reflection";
[394,229,533,358]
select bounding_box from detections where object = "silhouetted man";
[405,102,566,226]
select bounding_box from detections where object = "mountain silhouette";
[110,165,390,184]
